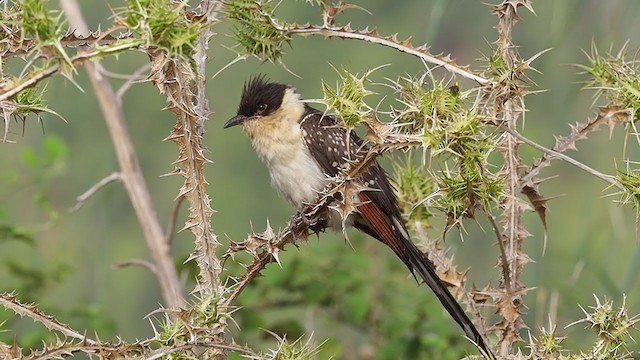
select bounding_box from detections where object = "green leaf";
[0,225,34,245]
[43,135,68,161]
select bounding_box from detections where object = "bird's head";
[224,75,304,132]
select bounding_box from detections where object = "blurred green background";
[2,1,640,358]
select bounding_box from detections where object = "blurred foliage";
[0,134,115,349]
[232,236,476,359]
[1,0,640,359]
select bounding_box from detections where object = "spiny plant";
[124,0,207,59]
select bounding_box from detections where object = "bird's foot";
[295,207,327,234]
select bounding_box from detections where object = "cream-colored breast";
[242,90,327,208]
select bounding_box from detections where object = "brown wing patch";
[357,192,411,269]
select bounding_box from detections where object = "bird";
[224,75,493,357]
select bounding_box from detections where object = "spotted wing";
[298,108,403,221]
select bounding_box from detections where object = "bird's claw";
[295,207,327,234]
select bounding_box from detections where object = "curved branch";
[281,24,490,84]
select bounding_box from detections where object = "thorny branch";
[153,14,222,301]
[0,291,256,359]
[0,293,98,346]
[1,32,128,59]
[503,125,621,189]
[285,25,490,85]
[491,0,533,354]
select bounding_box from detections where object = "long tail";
[355,194,493,358]
[405,240,493,358]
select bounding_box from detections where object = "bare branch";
[111,258,159,276]
[502,125,621,189]
[165,195,186,246]
[69,172,122,212]
[520,104,629,186]
[115,63,153,102]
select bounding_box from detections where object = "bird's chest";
[248,123,326,208]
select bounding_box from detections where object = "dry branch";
[285,24,490,85]
[491,0,534,353]
[60,0,185,309]
[69,172,122,212]
[0,292,97,345]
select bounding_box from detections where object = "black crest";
[237,75,288,117]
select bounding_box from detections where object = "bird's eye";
[256,103,267,115]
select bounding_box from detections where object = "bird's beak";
[224,114,249,129]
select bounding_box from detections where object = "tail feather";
[354,193,493,358]
[405,241,493,357]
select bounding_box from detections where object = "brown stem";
[491,0,535,354]
[0,292,98,345]
[165,195,186,246]
[69,172,122,212]
[60,0,185,309]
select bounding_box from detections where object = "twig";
[115,63,153,102]
[3,33,130,59]
[165,195,186,246]
[69,172,121,212]
[486,212,510,290]
[61,0,185,309]
[111,258,159,276]
[520,105,628,185]
[0,64,60,102]
[0,38,140,103]
[501,125,621,189]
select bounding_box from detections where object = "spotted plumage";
[224,76,493,357]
